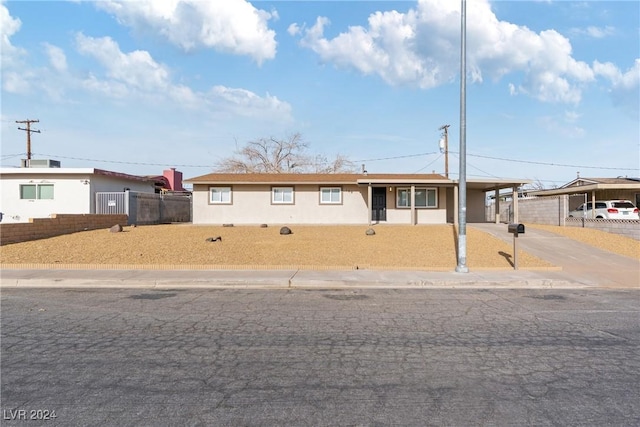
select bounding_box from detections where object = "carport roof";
[525,177,640,197]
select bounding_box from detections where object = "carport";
[458,179,532,225]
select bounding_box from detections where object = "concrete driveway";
[470,223,639,288]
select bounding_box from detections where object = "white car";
[568,200,640,219]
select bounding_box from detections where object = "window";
[209,187,231,204]
[272,187,294,204]
[320,187,341,204]
[20,184,54,200]
[396,187,437,208]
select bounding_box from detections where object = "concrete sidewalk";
[1,224,637,290]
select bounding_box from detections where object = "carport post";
[512,186,519,223]
[367,184,372,226]
[494,189,500,224]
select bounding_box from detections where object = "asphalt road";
[2,288,639,426]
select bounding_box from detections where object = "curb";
[0,278,591,290]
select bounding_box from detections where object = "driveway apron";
[470,223,640,288]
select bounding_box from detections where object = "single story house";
[524,177,640,210]
[185,173,530,225]
[0,165,174,223]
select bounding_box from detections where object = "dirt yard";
[1,224,557,270]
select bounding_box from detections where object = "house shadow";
[498,251,514,268]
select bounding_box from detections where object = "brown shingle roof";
[185,172,448,184]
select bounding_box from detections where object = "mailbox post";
[507,223,525,270]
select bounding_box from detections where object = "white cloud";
[1,1,28,92]
[207,86,292,120]
[538,114,585,139]
[570,25,616,39]
[2,71,31,94]
[594,59,640,116]
[95,0,277,65]
[74,33,291,120]
[44,43,68,72]
[76,33,171,93]
[0,1,23,66]
[292,0,599,104]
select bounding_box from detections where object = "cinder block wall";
[517,196,567,226]
[0,214,128,246]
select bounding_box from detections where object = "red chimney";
[163,168,184,191]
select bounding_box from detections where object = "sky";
[1,0,639,189]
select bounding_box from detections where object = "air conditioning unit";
[20,159,61,168]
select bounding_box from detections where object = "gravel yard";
[0,224,555,270]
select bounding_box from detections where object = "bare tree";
[525,178,557,191]
[214,134,357,173]
[309,154,357,174]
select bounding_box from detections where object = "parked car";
[568,200,640,219]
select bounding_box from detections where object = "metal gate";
[96,192,128,215]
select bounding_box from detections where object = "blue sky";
[1,0,638,189]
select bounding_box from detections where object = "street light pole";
[456,0,469,273]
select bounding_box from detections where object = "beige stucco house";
[185,173,530,225]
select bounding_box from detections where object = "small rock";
[260,224,268,228]
[110,224,123,233]
[365,228,376,236]
[223,223,234,227]
[280,226,292,235]
[206,236,222,242]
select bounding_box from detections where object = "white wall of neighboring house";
[0,168,155,223]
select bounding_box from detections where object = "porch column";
[494,189,500,224]
[410,185,416,225]
[454,185,459,227]
[591,191,596,219]
[367,184,372,225]
[512,186,519,223]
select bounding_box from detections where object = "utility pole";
[16,119,41,160]
[439,124,450,178]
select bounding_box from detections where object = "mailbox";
[508,223,525,235]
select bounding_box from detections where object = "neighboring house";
[0,163,180,223]
[524,177,640,210]
[185,173,530,225]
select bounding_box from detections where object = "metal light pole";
[456,0,469,273]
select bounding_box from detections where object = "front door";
[372,187,387,222]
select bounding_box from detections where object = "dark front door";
[372,187,387,222]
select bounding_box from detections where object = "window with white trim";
[209,187,231,204]
[20,184,54,200]
[320,187,341,204]
[396,187,437,208]
[272,187,294,204]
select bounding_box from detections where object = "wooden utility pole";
[16,119,41,160]
[439,124,450,178]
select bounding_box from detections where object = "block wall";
[0,214,128,246]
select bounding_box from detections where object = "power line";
[459,152,637,171]
[34,153,214,168]
[354,152,438,163]
[413,153,443,173]
[21,150,638,173]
